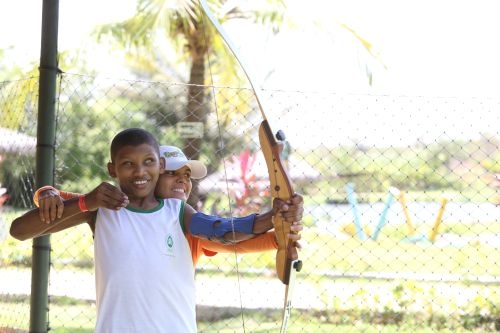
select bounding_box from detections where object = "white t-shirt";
[93,198,196,333]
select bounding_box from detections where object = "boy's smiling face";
[155,165,193,201]
[107,143,165,205]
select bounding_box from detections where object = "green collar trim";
[125,198,164,213]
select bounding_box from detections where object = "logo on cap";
[163,151,185,159]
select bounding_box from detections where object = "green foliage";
[1,209,94,268]
[0,76,38,130]
[0,155,35,208]
[1,210,32,266]
[1,234,33,266]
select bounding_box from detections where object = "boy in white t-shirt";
[10,128,304,333]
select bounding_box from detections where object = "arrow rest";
[276,130,286,141]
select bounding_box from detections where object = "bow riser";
[258,120,294,285]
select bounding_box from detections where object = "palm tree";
[95,0,285,206]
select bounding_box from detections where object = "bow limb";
[198,0,302,330]
[280,259,301,333]
[198,0,266,119]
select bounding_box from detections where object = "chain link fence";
[1,73,500,332]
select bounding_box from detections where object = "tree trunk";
[184,49,207,209]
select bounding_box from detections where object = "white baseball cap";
[159,145,207,179]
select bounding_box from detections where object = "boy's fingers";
[290,222,303,233]
[57,201,64,218]
[38,197,60,223]
[87,182,127,210]
[281,208,304,222]
[287,245,299,260]
[291,193,304,205]
[288,232,302,242]
[55,201,64,219]
[98,193,128,210]
[279,201,290,212]
[49,204,57,222]
[38,206,47,223]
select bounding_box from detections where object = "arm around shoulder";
[10,197,94,241]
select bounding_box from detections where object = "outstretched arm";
[184,193,304,245]
[199,232,279,254]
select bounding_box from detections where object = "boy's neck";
[127,196,161,210]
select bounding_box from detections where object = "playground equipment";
[344,183,399,241]
[345,183,368,240]
[371,187,399,240]
[397,190,450,243]
[344,183,451,243]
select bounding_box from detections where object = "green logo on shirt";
[163,234,175,257]
[166,235,174,248]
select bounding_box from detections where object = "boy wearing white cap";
[157,145,290,265]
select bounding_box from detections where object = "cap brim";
[166,160,207,179]
[186,160,207,179]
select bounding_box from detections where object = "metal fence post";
[31,0,59,332]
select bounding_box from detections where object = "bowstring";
[197,2,246,330]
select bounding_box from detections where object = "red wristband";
[78,195,89,212]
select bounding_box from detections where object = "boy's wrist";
[253,211,274,234]
[78,195,89,212]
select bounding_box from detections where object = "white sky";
[2,0,500,96]
[1,0,499,148]
[264,0,500,97]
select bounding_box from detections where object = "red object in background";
[0,188,8,207]
[0,194,8,207]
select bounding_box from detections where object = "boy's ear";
[107,161,117,178]
[159,157,166,174]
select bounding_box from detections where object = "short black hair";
[110,128,159,161]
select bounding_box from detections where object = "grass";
[3,297,500,333]
[0,295,95,333]
[2,205,500,332]
[198,221,500,279]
